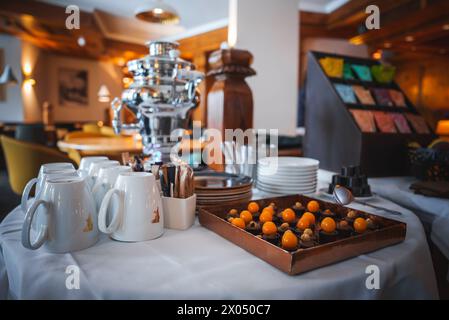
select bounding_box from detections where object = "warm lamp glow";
[23,62,32,76]
[23,78,36,92]
[372,50,382,60]
[436,120,449,136]
[228,0,238,48]
[349,36,364,45]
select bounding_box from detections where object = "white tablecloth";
[0,173,439,299]
[369,176,449,260]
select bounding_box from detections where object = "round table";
[0,172,438,299]
[57,137,143,154]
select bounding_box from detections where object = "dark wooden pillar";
[206,49,256,137]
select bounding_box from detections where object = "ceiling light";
[135,0,180,24]
[405,36,414,42]
[384,42,392,48]
[98,85,111,103]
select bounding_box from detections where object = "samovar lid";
[127,40,193,74]
[146,41,179,57]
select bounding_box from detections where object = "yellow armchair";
[0,135,76,195]
[82,123,102,134]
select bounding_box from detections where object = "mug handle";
[98,188,122,234]
[91,181,105,197]
[21,178,37,213]
[21,199,48,250]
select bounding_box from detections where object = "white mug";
[21,176,99,253]
[99,172,164,242]
[21,164,77,212]
[78,156,109,179]
[87,160,119,187]
[92,165,132,210]
[79,156,109,172]
[40,162,74,173]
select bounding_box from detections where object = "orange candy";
[354,217,367,233]
[307,200,320,213]
[259,210,273,224]
[282,208,296,223]
[321,217,336,233]
[296,218,310,230]
[301,212,316,225]
[262,206,274,215]
[282,230,298,250]
[262,221,277,235]
[240,210,253,224]
[247,202,260,214]
[231,217,246,229]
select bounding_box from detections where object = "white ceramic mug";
[92,165,132,210]
[21,176,99,253]
[99,172,164,242]
[21,164,77,212]
[79,156,109,172]
[87,160,119,187]
[78,156,109,179]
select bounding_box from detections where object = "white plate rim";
[258,157,320,168]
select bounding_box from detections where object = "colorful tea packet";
[391,113,412,133]
[389,90,407,107]
[351,64,373,82]
[343,63,355,80]
[319,57,344,78]
[352,85,376,105]
[371,88,394,106]
[334,84,357,104]
[350,110,376,132]
[373,111,397,133]
[406,113,431,134]
[371,65,396,83]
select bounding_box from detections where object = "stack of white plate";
[256,157,319,195]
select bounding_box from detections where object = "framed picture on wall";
[58,68,88,107]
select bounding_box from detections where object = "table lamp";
[436,120,449,141]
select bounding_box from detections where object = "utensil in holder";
[162,194,196,230]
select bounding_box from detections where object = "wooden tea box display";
[304,51,435,177]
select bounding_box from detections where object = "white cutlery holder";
[162,194,197,230]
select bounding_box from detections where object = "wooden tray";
[198,194,406,275]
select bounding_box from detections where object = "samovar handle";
[111,97,140,134]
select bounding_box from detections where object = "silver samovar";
[111,41,204,162]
